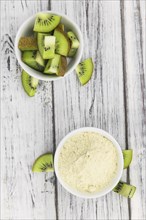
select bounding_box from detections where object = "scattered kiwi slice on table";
[33,13,61,33]
[32,153,54,172]
[21,70,39,97]
[75,58,94,85]
[113,181,136,198]
[122,149,133,169]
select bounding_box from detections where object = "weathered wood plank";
[1,1,57,219]
[121,1,146,219]
[1,0,145,219]
[51,1,129,219]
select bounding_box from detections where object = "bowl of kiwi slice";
[15,11,83,81]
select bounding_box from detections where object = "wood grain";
[1,1,57,219]
[1,0,145,219]
[121,1,146,219]
[51,1,129,220]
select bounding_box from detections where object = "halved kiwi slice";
[32,153,54,172]
[22,51,44,71]
[18,37,38,51]
[75,58,94,85]
[54,27,70,56]
[37,33,55,59]
[44,54,61,74]
[21,70,39,97]
[122,149,133,169]
[33,13,61,33]
[113,181,136,198]
[58,56,67,76]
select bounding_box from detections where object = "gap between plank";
[47,0,59,218]
[120,0,131,219]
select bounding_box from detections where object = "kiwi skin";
[18,37,38,51]
[58,56,67,76]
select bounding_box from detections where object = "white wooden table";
[1,0,146,219]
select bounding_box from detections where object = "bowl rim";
[54,127,124,199]
[15,10,83,81]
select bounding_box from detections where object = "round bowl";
[15,11,83,81]
[54,127,124,199]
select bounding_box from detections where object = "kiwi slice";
[22,51,44,71]
[122,149,133,169]
[75,58,94,85]
[37,33,55,59]
[33,13,61,33]
[58,56,67,76]
[21,70,39,97]
[18,37,38,51]
[37,33,49,57]
[54,27,70,56]
[67,32,79,57]
[35,51,45,69]
[67,31,80,48]
[113,181,136,198]
[68,48,77,57]
[32,153,54,172]
[44,54,61,74]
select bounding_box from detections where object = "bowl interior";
[54,127,123,199]
[15,11,83,81]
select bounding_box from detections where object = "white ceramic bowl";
[15,11,83,81]
[54,127,123,199]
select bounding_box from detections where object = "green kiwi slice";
[58,56,67,76]
[35,51,45,69]
[75,58,94,85]
[21,70,39,97]
[44,54,61,75]
[122,149,133,169]
[68,48,77,57]
[33,13,61,33]
[37,33,49,58]
[67,31,79,57]
[113,181,136,198]
[18,37,38,51]
[22,51,44,71]
[44,36,55,58]
[67,32,79,48]
[32,153,54,172]
[54,27,70,56]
